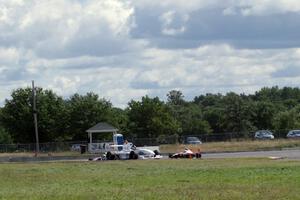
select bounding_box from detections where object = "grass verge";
[0,158,300,200]
[160,139,300,153]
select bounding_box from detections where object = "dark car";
[287,130,300,138]
[185,137,202,144]
[70,144,81,151]
[254,130,274,140]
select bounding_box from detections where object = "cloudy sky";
[1,0,300,107]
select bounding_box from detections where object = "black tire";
[196,153,202,159]
[153,150,160,156]
[110,154,116,160]
[129,151,135,159]
[106,151,112,160]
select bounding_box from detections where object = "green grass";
[0,158,300,200]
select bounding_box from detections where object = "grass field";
[0,158,300,200]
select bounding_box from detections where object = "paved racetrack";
[1,149,299,162]
[203,149,300,159]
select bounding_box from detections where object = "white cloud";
[223,7,238,16]
[159,11,189,36]
[134,45,299,91]
[131,0,221,13]
[132,0,300,15]
[49,76,81,95]
[1,44,300,108]
[1,0,300,108]
[238,0,300,16]
[0,0,137,58]
[0,47,20,64]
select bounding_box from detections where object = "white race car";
[135,149,163,160]
[89,148,162,161]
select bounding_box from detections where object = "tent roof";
[86,122,118,133]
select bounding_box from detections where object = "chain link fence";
[0,141,87,153]
[131,130,290,146]
[0,129,292,153]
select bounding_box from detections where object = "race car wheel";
[106,151,112,160]
[153,150,160,156]
[129,151,135,159]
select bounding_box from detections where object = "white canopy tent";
[86,122,119,153]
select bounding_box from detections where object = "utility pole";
[32,80,40,155]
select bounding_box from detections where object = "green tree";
[253,101,276,130]
[253,86,300,103]
[203,107,224,133]
[66,93,113,140]
[254,86,281,102]
[194,93,223,108]
[281,87,300,100]
[128,96,180,138]
[222,93,255,133]
[0,126,13,144]
[167,90,185,105]
[273,105,300,133]
[0,87,67,143]
[109,107,130,136]
[169,103,212,135]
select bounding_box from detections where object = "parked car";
[254,130,275,140]
[184,136,202,144]
[287,130,300,138]
[71,144,81,151]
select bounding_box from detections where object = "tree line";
[1,86,300,144]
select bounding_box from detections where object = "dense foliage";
[1,86,300,143]
[127,96,180,138]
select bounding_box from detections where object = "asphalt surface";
[1,149,299,163]
[203,149,300,159]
